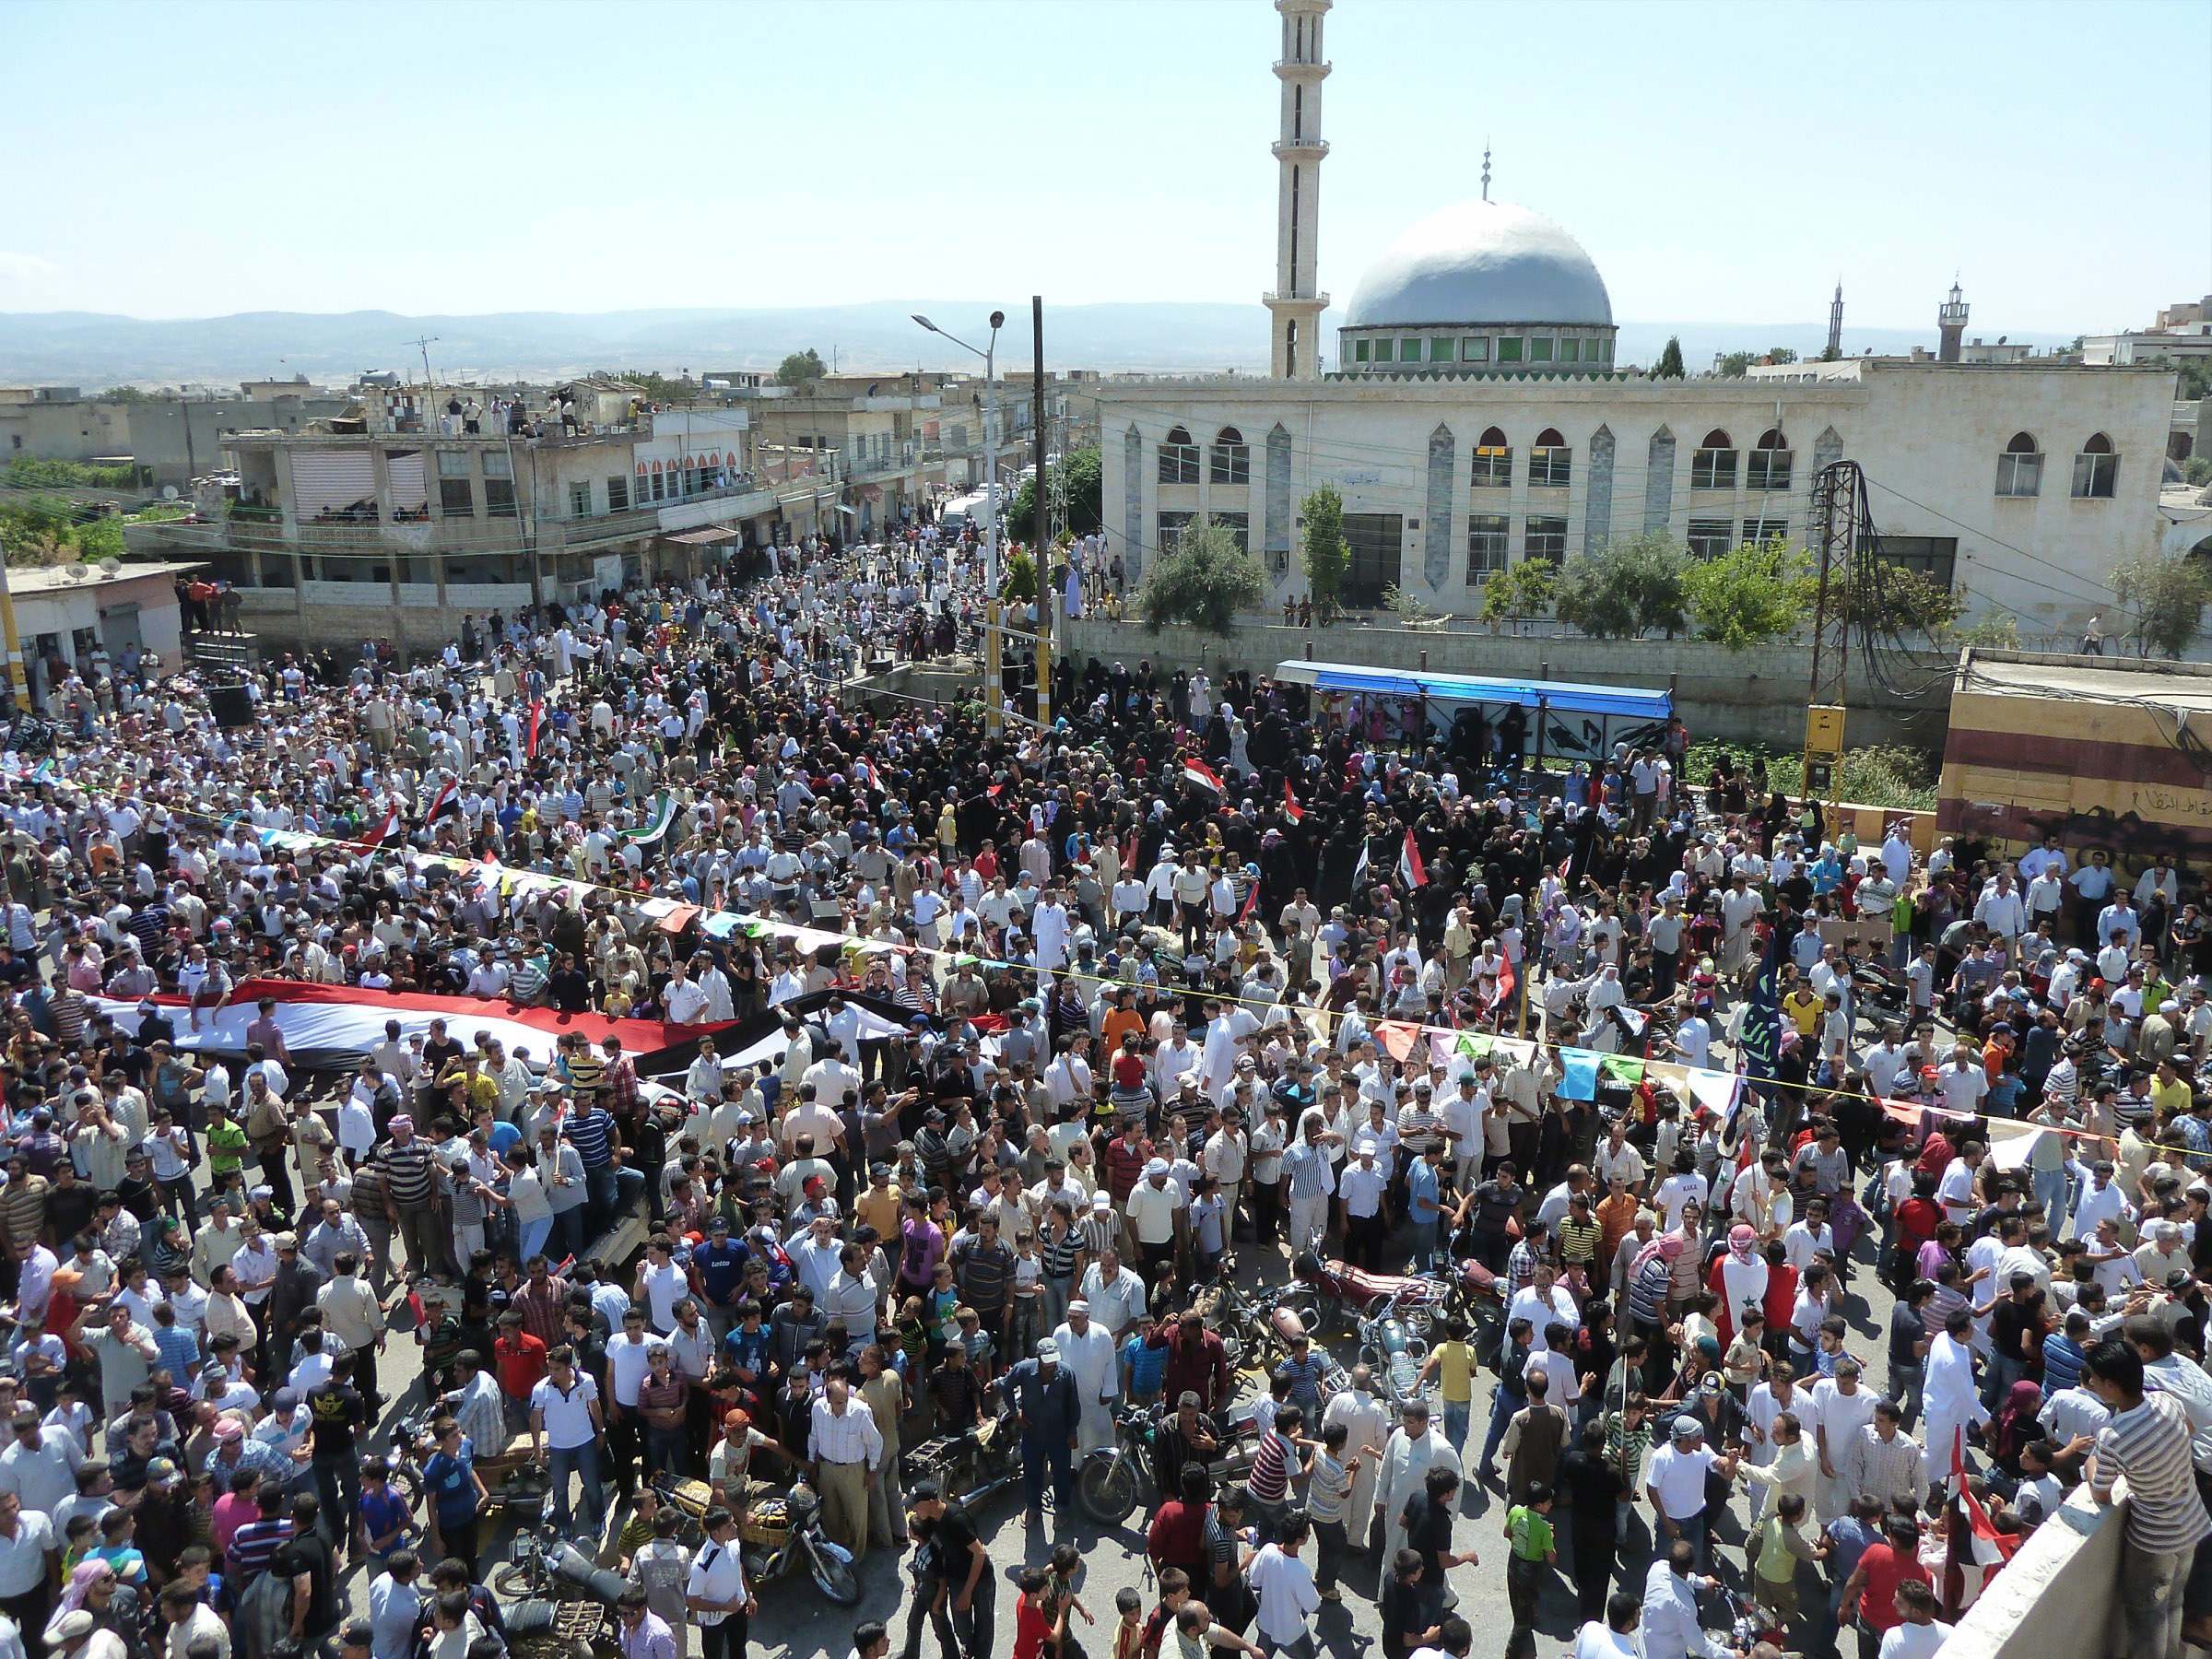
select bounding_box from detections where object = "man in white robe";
[1322,1366,1390,1550]
[1374,1399,1462,1559]
[1053,1301,1121,1454]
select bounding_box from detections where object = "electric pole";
[1033,295,1051,730]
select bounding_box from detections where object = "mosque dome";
[1344,200,1613,329]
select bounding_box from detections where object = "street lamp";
[912,311,1005,596]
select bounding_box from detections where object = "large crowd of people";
[0,515,2206,1659]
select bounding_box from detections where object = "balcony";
[1271,134,1330,158]
[1271,57,1331,75]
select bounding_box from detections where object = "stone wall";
[1946,1484,2127,1659]
[1057,617,1950,754]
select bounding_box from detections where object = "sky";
[2,0,2206,334]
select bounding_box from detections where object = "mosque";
[1090,0,2173,633]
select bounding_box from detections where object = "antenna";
[408,335,440,388]
[1481,140,1492,202]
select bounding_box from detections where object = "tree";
[2184,456,2212,487]
[2112,550,2212,658]
[1955,613,2020,649]
[1683,536,1815,649]
[1135,515,1266,636]
[1005,443,1102,539]
[1716,346,1799,376]
[1847,561,1963,640]
[1001,547,1038,604]
[774,349,827,388]
[97,385,153,404]
[618,369,700,404]
[1300,485,1349,612]
[1553,532,1688,638]
[1477,559,1558,628]
[1651,336,1686,379]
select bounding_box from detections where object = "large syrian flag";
[1282,782,1304,823]
[1182,757,1227,795]
[422,777,460,826]
[1397,829,1428,889]
[620,792,678,847]
[353,802,401,854]
[1944,1425,2016,1616]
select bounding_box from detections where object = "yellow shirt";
[1431,1339,1475,1404]
[1782,990,1822,1039]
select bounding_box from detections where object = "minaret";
[1937,278,1969,364]
[1264,0,1331,380]
[1825,281,1844,359]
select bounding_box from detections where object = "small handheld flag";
[1282,782,1304,823]
[1397,829,1427,889]
[1182,757,1227,795]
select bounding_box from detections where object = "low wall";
[1946,1484,2126,1659]
[1057,618,1951,754]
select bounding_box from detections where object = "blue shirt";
[1121,1332,1168,1396]
[725,1324,771,1382]
[2041,1332,2088,1395]
[694,1239,748,1308]
[422,1441,478,1527]
[1406,1159,1442,1224]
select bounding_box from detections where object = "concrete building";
[0,382,353,485]
[1084,9,2179,644]
[8,559,197,709]
[2080,294,2212,365]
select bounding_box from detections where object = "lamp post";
[911,312,1003,595]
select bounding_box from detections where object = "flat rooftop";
[7,559,205,596]
[1959,648,2212,712]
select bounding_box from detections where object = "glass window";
[1157,427,1200,485]
[1373,339,1394,363]
[435,451,470,478]
[1353,338,1371,363]
[1995,432,2041,498]
[1209,428,1251,486]
[1497,337,1524,363]
[1871,535,1959,588]
[1687,518,1734,559]
[1530,337,1554,362]
[438,477,474,518]
[2071,433,2117,499]
[1524,516,1568,564]
[1466,513,1509,582]
[1747,429,1793,492]
[1742,517,1788,546]
[1430,337,1456,363]
[1692,429,1737,489]
[1401,339,1422,365]
[1529,428,1571,488]
[1156,510,1195,552]
[1471,427,1512,488]
[1559,339,1581,363]
[485,477,516,518]
[1463,337,1490,363]
[481,450,512,479]
[1210,511,1251,552]
[568,481,592,518]
[607,475,629,512]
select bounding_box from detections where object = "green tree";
[1553,532,1688,638]
[1005,443,1102,539]
[1300,484,1349,612]
[2144,357,2212,401]
[1847,561,1963,639]
[618,369,700,403]
[2184,456,2212,487]
[1651,336,1686,379]
[2112,550,2212,658]
[1716,346,1799,376]
[1955,612,2020,649]
[97,385,154,404]
[1683,536,1815,649]
[774,349,828,388]
[1477,559,1558,628]
[1001,547,1038,604]
[1135,514,1266,637]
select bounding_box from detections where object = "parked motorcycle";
[490,1520,632,1641]
[405,1408,548,1520]
[1284,1250,1452,1337]
[730,1480,859,1604]
[902,1410,1024,1514]
[1358,1289,1434,1412]
[1077,1403,1156,1524]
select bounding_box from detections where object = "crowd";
[0,519,2205,1659]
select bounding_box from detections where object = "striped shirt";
[1628,1257,1672,1324]
[2095,1392,2212,1552]
[1038,1227,1081,1280]
[1306,1451,1350,1523]
[377,1140,435,1206]
[1247,1430,1292,1505]
[806,1395,883,1466]
[566,1107,615,1170]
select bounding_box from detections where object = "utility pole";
[410,335,440,389]
[1805,459,1863,809]
[0,547,27,713]
[1033,295,1051,731]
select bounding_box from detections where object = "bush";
[1477,560,1557,627]
[1554,533,1688,638]
[1688,738,1937,811]
[1683,537,1815,649]
[4,458,135,490]
[1135,515,1266,636]
[1001,548,1038,604]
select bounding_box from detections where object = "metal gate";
[1341,512,1403,608]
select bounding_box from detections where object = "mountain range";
[0,303,2077,388]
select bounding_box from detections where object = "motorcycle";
[730,1480,860,1604]
[1357,1289,1433,1412]
[405,1409,549,1520]
[902,1410,1024,1514]
[1283,1250,1452,1337]
[1709,1581,1793,1656]
[1077,1400,1264,1526]
[490,1520,633,1643]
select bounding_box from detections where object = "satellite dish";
[98,559,123,578]
[64,562,90,582]
[160,485,180,501]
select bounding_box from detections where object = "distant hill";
[0,303,2077,386]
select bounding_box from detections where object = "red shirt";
[1853,1541,1931,1632]
[1760,1262,1800,1335]
[493,1331,549,1400]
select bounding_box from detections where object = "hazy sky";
[4,0,2206,332]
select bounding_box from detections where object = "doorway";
[1341,512,1403,608]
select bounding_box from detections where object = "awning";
[835,504,859,517]
[1275,659,1672,720]
[665,527,738,546]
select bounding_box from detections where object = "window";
[1529,428,1571,488]
[2071,432,2117,499]
[1462,337,1490,364]
[1466,513,1510,582]
[569,481,592,518]
[1687,517,1734,559]
[1497,337,1524,363]
[1560,339,1581,363]
[1353,338,1371,363]
[1210,511,1251,552]
[436,450,474,518]
[650,470,665,501]
[485,477,516,518]
[1994,431,2042,498]
[1741,517,1788,546]
[1430,337,1456,363]
[1747,428,1793,492]
[1401,338,1422,366]
[1209,427,1250,486]
[1524,516,1568,565]
[607,474,629,512]
[1691,429,1737,489]
[1872,535,1959,588]
[1157,426,1199,485]
[1156,510,1196,551]
[1372,338,1394,363]
[1471,426,1512,488]
[1530,337,1554,362]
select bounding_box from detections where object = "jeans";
[2033,1164,2072,1238]
[1314,1518,1348,1592]
[1985,1350,2027,1410]
[1020,1434,1074,1512]
[646,1425,687,1477]
[1442,1400,1471,1453]
[517,1215,552,1265]
[548,1439,606,1534]
[949,1575,994,1659]
[1477,1387,1526,1474]
[1888,1360,1925,1433]
[549,1206,585,1264]
[901,1584,959,1659]
[584,1162,618,1235]
[312,1454,360,1549]
[1655,1506,1709,1575]
[2120,1542,2193,1659]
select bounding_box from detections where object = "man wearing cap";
[1644,1415,1739,1574]
[1001,1335,1078,1519]
[1126,1159,1187,1284]
[1051,1300,1119,1456]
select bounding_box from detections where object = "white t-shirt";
[1878,1623,1955,1659]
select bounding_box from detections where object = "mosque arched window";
[1157,426,1199,486]
[1995,431,2042,498]
[2071,432,2117,500]
[1692,429,1737,490]
[1529,428,1571,488]
[1471,426,1512,489]
[1747,428,1793,492]
[1209,427,1251,486]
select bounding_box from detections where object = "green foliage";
[1477,559,1557,626]
[1554,532,1688,638]
[0,493,118,566]
[1135,514,1266,637]
[1688,738,1937,811]
[2184,456,2212,487]
[2112,550,2212,658]
[775,349,828,388]
[1005,443,1102,539]
[1001,548,1038,604]
[97,385,154,404]
[1716,347,1799,376]
[1300,485,1349,610]
[1381,583,1437,623]
[2145,357,2212,401]
[616,370,699,404]
[1848,561,1963,639]
[1651,336,1686,379]
[6,457,135,489]
[1683,536,1815,649]
[1955,612,2020,649]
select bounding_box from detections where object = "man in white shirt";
[1245,1524,1322,1653]
[1639,1543,1729,1659]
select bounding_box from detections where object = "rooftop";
[1959,647,2212,712]
[6,559,206,596]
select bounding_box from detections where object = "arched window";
[1209,426,1251,486]
[1995,430,2042,498]
[2072,432,2118,500]
[1471,426,1512,488]
[1692,429,1738,490]
[1747,427,1793,492]
[1529,427,1571,488]
[1157,425,1199,486]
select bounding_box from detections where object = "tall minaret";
[1825,281,1844,359]
[1264,0,1331,380]
[1937,278,1969,363]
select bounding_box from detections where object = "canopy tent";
[1274,660,1672,721]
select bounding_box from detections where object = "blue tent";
[1274,660,1672,721]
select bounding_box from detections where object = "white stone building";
[1088,2,2183,641]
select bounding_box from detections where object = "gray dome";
[1344,200,1613,329]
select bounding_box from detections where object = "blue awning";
[1275,659,1672,721]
